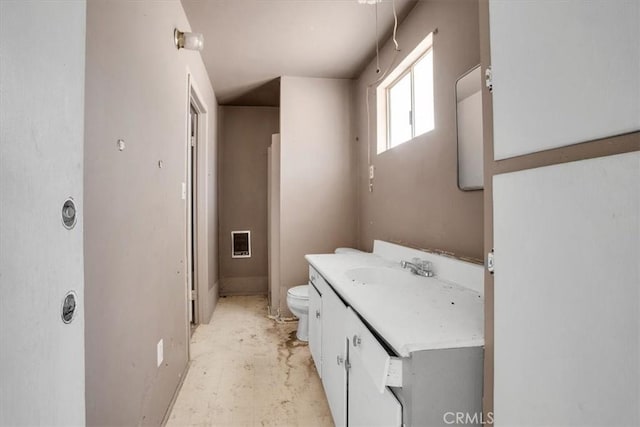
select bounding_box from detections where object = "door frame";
[187,102,198,328]
[184,71,208,351]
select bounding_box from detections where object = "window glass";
[388,72,412,147]
[413,50,434,136]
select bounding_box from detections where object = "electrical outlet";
[157,339,163,367]
[181,182,186,200]
[368,165,375,179]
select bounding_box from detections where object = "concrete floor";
[167,295,333,427]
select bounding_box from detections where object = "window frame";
[386,66,413,148]
[385,48,433,149]
[376,32,434,154]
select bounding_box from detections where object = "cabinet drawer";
[309,266,330,294]
[346,307,400,393]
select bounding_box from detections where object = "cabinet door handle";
[352,334,362,347]
[315,310,321,318]
[336,355,344,366]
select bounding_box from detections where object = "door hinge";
[345,358,351,372]
[487,249,495,274]
[189,287,197,301]
[485,66,493,92]
[190,136,195,147]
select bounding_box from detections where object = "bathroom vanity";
[305,241,484,427]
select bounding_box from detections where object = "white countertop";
[305,252,484,357]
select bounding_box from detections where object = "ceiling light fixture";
[174,29,204,51]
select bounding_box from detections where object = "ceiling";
[181,0,417,106]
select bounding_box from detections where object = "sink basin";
[345,266,416,286]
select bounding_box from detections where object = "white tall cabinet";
[489,1,640,425]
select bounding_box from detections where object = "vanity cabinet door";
[308,282,322,377]
[321,286,348,427]
[346,308,402,427]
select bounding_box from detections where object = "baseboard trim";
[219,291,268,297]
[200,281,218,324]
[160,360,191,426]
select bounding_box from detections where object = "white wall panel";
[493,152,639,426]
[0,1,86,424]
[489,0,640,159]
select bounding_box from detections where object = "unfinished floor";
[167,295,333,426]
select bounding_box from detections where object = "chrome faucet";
[400,257,434,277]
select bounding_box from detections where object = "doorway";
[187,102,199,333]
[185,74,210,349]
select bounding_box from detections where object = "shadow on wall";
[225,78,281,107]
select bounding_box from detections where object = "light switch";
[157,339,163,367]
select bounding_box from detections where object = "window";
[377,33,434,153]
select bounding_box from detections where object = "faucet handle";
[411,257,430,269]
[415,258,434,274]
[421,260,433,270]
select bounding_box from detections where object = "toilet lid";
[287,285,309,299]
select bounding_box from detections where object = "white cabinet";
[346,308,402,427]
[308,281,322,377]
[308,263,483,427]
[320,284,348,426]
[310,266,400,427]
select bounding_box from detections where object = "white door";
[321,286,348,426]
[493,154,639,426]
[0,1,86,424]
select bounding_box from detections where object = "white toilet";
[286,285,309,341]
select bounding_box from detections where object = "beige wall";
[84,1,218,424]
[218,107,280,296]
[279,76,357,315]
[268,135,282,314]
[354,0,483,260]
